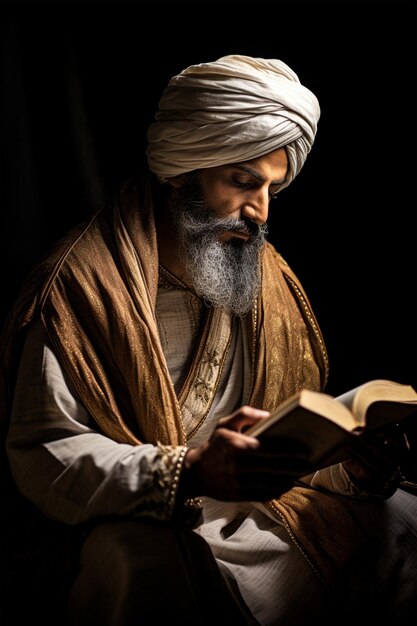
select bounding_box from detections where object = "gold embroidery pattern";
[157,443,188,516]
[180,309,233,439]
[157,264,234,438]
[194,347,221,402]
[123,444,188,520]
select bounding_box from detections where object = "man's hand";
[180,405,311,502]
[342,424,410,497]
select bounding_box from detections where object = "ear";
[166,174,187,189]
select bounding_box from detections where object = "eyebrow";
[233,164,287,186]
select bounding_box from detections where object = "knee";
[68,519,183,624]
[67,518,240,626]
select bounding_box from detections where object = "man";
[1,55,416,626]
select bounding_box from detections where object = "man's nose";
[241,188,270,224]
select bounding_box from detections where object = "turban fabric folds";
[146,54,320,189]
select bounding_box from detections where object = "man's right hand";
[179,405,312,502]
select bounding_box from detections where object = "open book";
[246,379,417,468]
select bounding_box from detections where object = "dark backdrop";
[1,0,416,397]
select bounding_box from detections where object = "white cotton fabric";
[146,54,320,187]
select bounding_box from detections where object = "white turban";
[146,54,320,189]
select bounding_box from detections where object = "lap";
[68,517,250,626]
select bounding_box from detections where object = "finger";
[216,406,270,433]
[212,428,261,451]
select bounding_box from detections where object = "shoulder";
[262,242,302,286]
[262,241,329,387]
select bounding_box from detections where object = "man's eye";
[232,178,252,189]
[232,178,281,198]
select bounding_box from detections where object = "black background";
[1,0,416,397]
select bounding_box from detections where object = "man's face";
[196,147,288,238]
[168,148,288,317]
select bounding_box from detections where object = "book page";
[336,380,417,429]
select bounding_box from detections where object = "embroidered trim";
[174,497,204,528]
[158,264,195,294]
[156,443,188,518]
[194,347,221,402]
[341,462,405,500]
[157,442,203,526]
[178,307,233,439]
[265,500,331,593]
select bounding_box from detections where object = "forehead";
[234,148,288,176]
[205,147,288,180]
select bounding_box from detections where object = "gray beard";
[169,175,267,317]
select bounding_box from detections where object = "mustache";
[185,213,267,240]
[221,217,260,237]
[170,172,268,241]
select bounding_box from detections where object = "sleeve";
[6,320,187,525]
[301,465,371,498]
